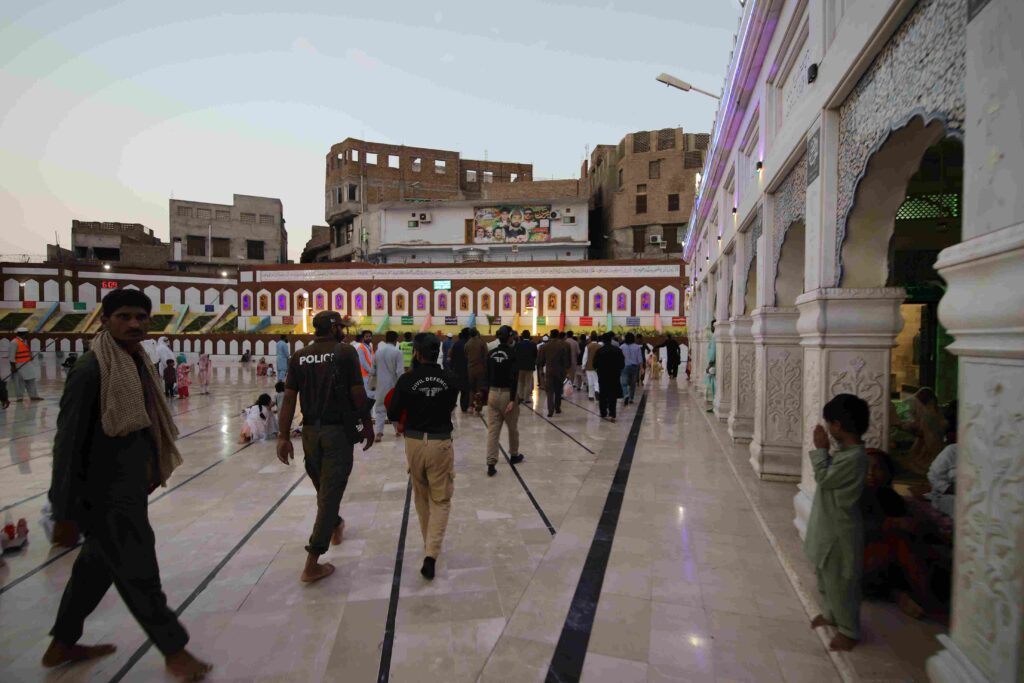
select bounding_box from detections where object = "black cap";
[312,310,342,333]
[496,325,513,341]
[414,332,441,359]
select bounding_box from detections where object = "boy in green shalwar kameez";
[804,393,870,651]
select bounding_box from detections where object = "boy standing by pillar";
[804,393,869,651]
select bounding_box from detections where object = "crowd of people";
[11,288,962,677]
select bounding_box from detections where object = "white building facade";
[683,0,1023,681]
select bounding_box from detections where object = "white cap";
[446,333,453,338]
[16,327,28,333]
[542,335,549,341]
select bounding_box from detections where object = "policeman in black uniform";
[485,325,524,476]
[386,333,458,580]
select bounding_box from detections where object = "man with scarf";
[43,288,211,680]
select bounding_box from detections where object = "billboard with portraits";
[472,205,551,243]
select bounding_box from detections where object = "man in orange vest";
[10,328,42,402]
[353,330,375,401]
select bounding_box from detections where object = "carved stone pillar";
[728,316,755,443]
[749,307,802,479]
[792,287,905,536]
[713,320,733,422]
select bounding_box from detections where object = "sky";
[0,0,742,261]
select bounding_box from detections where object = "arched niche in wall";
[184,287,201,306]
[589,287,608,316]
[477,287,495,316]
[274,289,290,316]
[144,286,162,306]
[434,289,452,317]
[391,287,409,317]
[612,286,631,316]
[636,286,656,316]
[566,287,584,316]
[542,287,561,317]
[660,286,680,317]
[164,285,181,306]
[413,288,431,315]
[351,288,368,318]
[371,287,388,316]
[499,287,516,316]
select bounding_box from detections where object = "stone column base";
[927,636,990,683]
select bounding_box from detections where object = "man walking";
[620,333,643,405]
[43,289,211,680]
[659,334,682,380]
[565,331,581,390]
[593,332,625,421]
[353,330,375,401]
[449,328,470,413]
[441,333,454,372]
[399,332,414,370]
[538,329,570,417]
[10,327,43,401]
[582,332,602,401]
[485,326,524,476]
[514,330,537,404]
[277,311,375,583]
[387,333,458,580]
[275,335,290,382]
[370,331,404,441]
[464,328,488,414]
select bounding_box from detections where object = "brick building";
[169,194,287,274]
[587,127,708,259]
[300,225,332,263]
[321,138,533,261]
[47,220,172,270]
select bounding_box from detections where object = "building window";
[633,131,651,153]
[366,152,378,165]
[510,172,518,182]
[636,195,648,214]
[347,184,359,202]
[177,206,192,218]
[195,207,211,220]
[259,214,274,225]
[649,160,661,179]
[632,226,647,253]
[617,168,623,189]
[240,212,256,224]
[684,151,703,169]
[246,240,265,260]
[336,188,343,204]
[345,225,354,244]
[434,159,446,174]
[212,237,230,257]
[186,235,206,257]
[657,128,675,150]
[466,169,477,182]
[411,157,422,172]
[215,209,230,220]
[388,154,400,168]
[636,184,647,194]
[482,171,494,183]
[663,226,680,251]
[668,193,680,211]
[351,149,359,162]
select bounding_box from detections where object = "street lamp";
[656,73,721,100]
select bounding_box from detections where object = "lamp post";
[656,73,721,100]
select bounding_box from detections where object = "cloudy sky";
[0,0,741,261]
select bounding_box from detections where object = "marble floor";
[0,359,925,682]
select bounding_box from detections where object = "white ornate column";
[793,288,905,536]
[713,260,734,420]
[728,316,755,442]
[749,307,802,479]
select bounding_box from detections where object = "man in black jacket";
[593,332,626,422]
[448,328,470,413]
[387,333,458,580]
[485,326,524,476]
[514,330,537,405]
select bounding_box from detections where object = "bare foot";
[810,614,834,629]
[331,520,345,546]
[41,640,117,668]
[300,561,335,583]
[165,649,213,681]
[829,633,859,651]
[897,591,924,619]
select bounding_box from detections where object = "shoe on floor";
[487,464,497,477]
[509,453,524,465]
[555,408,561,414]
[420,556,436,580]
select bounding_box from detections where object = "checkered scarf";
[92,330,183,486]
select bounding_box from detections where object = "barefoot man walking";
[276,310,376,582]
[43,288,211,680]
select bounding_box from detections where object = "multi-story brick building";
[322,138,533,261]
[300,225,332,263]
[47,220,172,270]
[169,194,287,274]
[587,127,708,259]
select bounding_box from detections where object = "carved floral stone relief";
[772,152,806,284]
[766,349,803,443]
[828,354,887,448]
[737,345,756,415]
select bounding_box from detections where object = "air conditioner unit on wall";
[419,212,432,223]
[550,210,561,220]
[649,235,663,245]
[563,215,577,224]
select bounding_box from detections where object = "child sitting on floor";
[804,393,869,651]
[239,393,274,443]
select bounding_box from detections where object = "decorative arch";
[499,287,516,316]
[660,286,680,316]
[78,282,98,304]
[43,279,59,301]
[222,289,238,308]
[434,289,451,317]
[371,287,388,316]
[312,288,328,312]
[566,287,584,316]
[215,340,225,355]
[740,214,762,314]
[413,288,430,315]
[636,286,656,315]
[589,286,608,316]
[612,286,631,316]
[256,289,272,316]
[274,289,290,316]
[521,287,539,313]
[455,287,473,315]
[229,340,239,356]
[293,288,309,315]
[202,287,218,305]
[391,287,409,316]
[331,288,348,314]
[144,286,162,306]
[542,287,561,316]
[184,287,201,306]
[164,285,181,306]
[254,340,265,356]
[477,287,495,316]
[64,282,73,303]
[774,221,805,307]
[351,288,368,317]
[3,279,19,301]
[23,280,39,301]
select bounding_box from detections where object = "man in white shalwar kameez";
[369,330,404,441]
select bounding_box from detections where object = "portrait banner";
[473,205,551,243]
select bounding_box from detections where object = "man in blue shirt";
[620,332,643,405]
